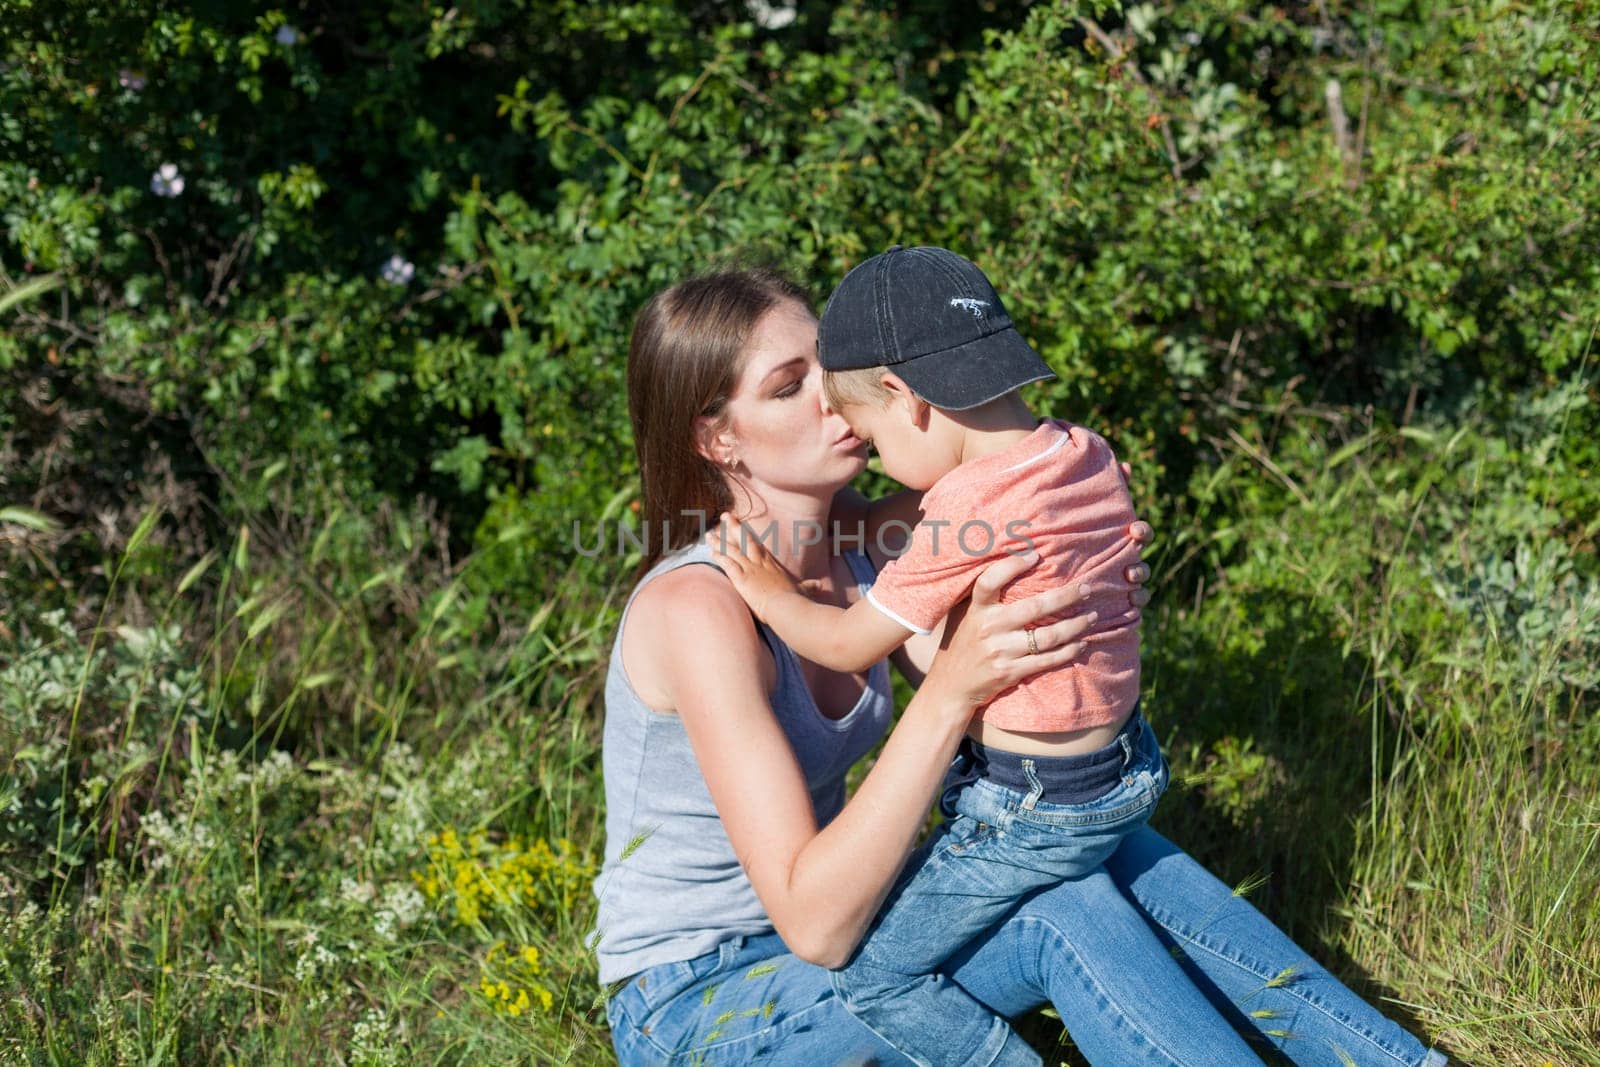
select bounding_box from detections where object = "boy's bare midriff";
[967,706,1137,756]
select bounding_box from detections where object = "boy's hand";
[707,515,801,621]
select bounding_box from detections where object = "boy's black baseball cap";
[816,245,1056,410]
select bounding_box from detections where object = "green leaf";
[0,506,60,533]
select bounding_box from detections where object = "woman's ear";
[694,414,738,470]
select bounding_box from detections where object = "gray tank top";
[593,542,894,983]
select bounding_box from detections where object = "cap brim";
[890,326,1056,411]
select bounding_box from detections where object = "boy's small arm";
[761,590,912,675]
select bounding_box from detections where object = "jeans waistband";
[956,711,1144,806]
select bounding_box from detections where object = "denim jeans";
[607,833,1449,1066]
[829,712,1170,1066]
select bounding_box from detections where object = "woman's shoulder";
[630,556,743,622]
[620,556,775,710]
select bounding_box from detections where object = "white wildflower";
[746,0,796,30]
[275,25,301,46]
[340,878,376,906]
[386,883,424,925]
[376,778,429,856]
[293,928,338,991]
[139,806,215,870]
[382,742,423,779]
[379,254,415,286]
[372,883,426,941]
[292,950,316,984]
[140,810,176,870]
[254,748,296,791]
[351,1007,398,1067]
[149,163,185,198]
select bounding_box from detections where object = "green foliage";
[4,1,1600,1062]
[0,596,191,891]
[5,0,1595,576]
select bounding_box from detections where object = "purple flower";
[149,163,185,198]
[380,255,415,286]
[746,0,796,30]
[275,25,301,46]
[119,69,147,91]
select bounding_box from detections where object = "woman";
[594,267,1445,1066]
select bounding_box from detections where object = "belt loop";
[1021,759,1042,810]
[1118,732,1134,769]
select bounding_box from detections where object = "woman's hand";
[920,552,1090,714]
[1126,519,1153,609]
[920,520,1154,715]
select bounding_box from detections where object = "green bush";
[5,0,1595,584]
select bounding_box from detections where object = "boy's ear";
[880,371,930,429]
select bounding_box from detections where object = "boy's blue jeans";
[829,710,1169,1066]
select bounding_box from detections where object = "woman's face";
[716,300,868,508]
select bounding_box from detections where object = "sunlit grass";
[4,413,1597,1065]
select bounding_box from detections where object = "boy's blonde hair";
[823,365,894,412]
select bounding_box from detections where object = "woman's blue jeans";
[606,826,1447,1066]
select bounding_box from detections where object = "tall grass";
[1130,412,1600,1066]
[3,407,1596,1064]
[2,493,623,1064]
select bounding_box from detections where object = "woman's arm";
[631,554,1094,968]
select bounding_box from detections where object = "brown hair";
[626,267,813,576]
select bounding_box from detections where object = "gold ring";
[1025,627,1039,655]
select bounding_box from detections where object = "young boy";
[711,245,1167,1065]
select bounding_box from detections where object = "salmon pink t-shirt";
[866,419,1142,731]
